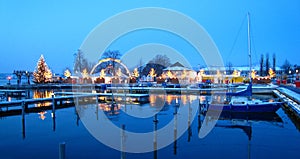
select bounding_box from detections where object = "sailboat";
[207,13,282,113]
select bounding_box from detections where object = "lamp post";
[7,76,11,85]
[25,71,31,85]
[288,70,294,83]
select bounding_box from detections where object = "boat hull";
[207,102,282,113]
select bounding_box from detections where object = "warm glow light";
[251,70,257,79]
[167,70,173,78]
[44,69,53,80]
[116,68,122,77]
[166,95,173,104]
[64,69,71,78]
[200,69,205,75]
[181,70,187,79]
[268,68,276,78]
[148,68,157,77]
[181,95,187,105]
[100,69,106,78]
[232,70,240,77]
[216,70,221,77]
[82,68,89,78]
[34,90,53,107]
[38,111,47,120]
[133,68,139,78]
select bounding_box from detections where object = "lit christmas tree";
[100,69,106,78]
[81,68,89,79]
[232,70,240,77]
[64,69,71,78]
[167,70,174,78]
[116,68,122,77]
[33,55,52,83]
[148,68,157,77]
[269,68,276,78]
[133,68,139,78]
[251,70,257,79]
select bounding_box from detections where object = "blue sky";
[0,0,299,73]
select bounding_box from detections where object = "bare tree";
[282,59,291,74]
[101,50,122,75]
[138,58,144,75]
[73,49,92,73]
[265,53,270,76]
[259,54,264,76]
[141,54,171,76]
[149,54,171,67]
[272,53,276,72]
[102,50,122,59]
[226,62,233,74]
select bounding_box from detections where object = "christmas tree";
[33,55,52,83]
[64,69,71,78]
[148,68,157,77]
[269,68,276,78]
[133,68,139,78]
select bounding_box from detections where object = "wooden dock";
[0,84,228,95]
[0,92,149,113]
[274,88,300,118]
[105,86,228,95]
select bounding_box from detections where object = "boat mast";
[247,12,252,83]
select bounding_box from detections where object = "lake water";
[0,93,300,159]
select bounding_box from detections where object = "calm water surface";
[0,93,300,159]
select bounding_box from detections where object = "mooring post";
[52,94,56,118]
[22,101,25,120]
[153,114,158,159]
[198,97,202,116]
[22,101,26,139]
[124,90,127,105]
[59,142,66,159]
[121,124,126,159]
[26,90,30,99]
[205,100,209,112]
[95,95,99,120]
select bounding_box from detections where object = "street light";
[7,76,11,85]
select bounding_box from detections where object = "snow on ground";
[276,87,300,116]
[277,87,300,103]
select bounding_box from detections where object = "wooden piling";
[96,95,99,120]
[52,94,56,118]
[59,142,66,159]
[22,101,26,139]
[121,124,126,159]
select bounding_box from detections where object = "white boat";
[206,13,283,113]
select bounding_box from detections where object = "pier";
[0,92,149,115]
[0,89,27,100]
[274,87,300,118]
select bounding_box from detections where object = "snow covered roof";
[200,65,283,71]
[163,62,193,71]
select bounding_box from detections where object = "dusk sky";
[1,0,299,74]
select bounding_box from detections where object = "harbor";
[1,90,300,159]
[1,1,300,159]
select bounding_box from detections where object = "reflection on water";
[99,103,122,116]
[38,111,47,120]
[33,90,53,120]
[33,90,53,99]
[1,94,300,159]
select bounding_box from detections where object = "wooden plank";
[0,92,149,109]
